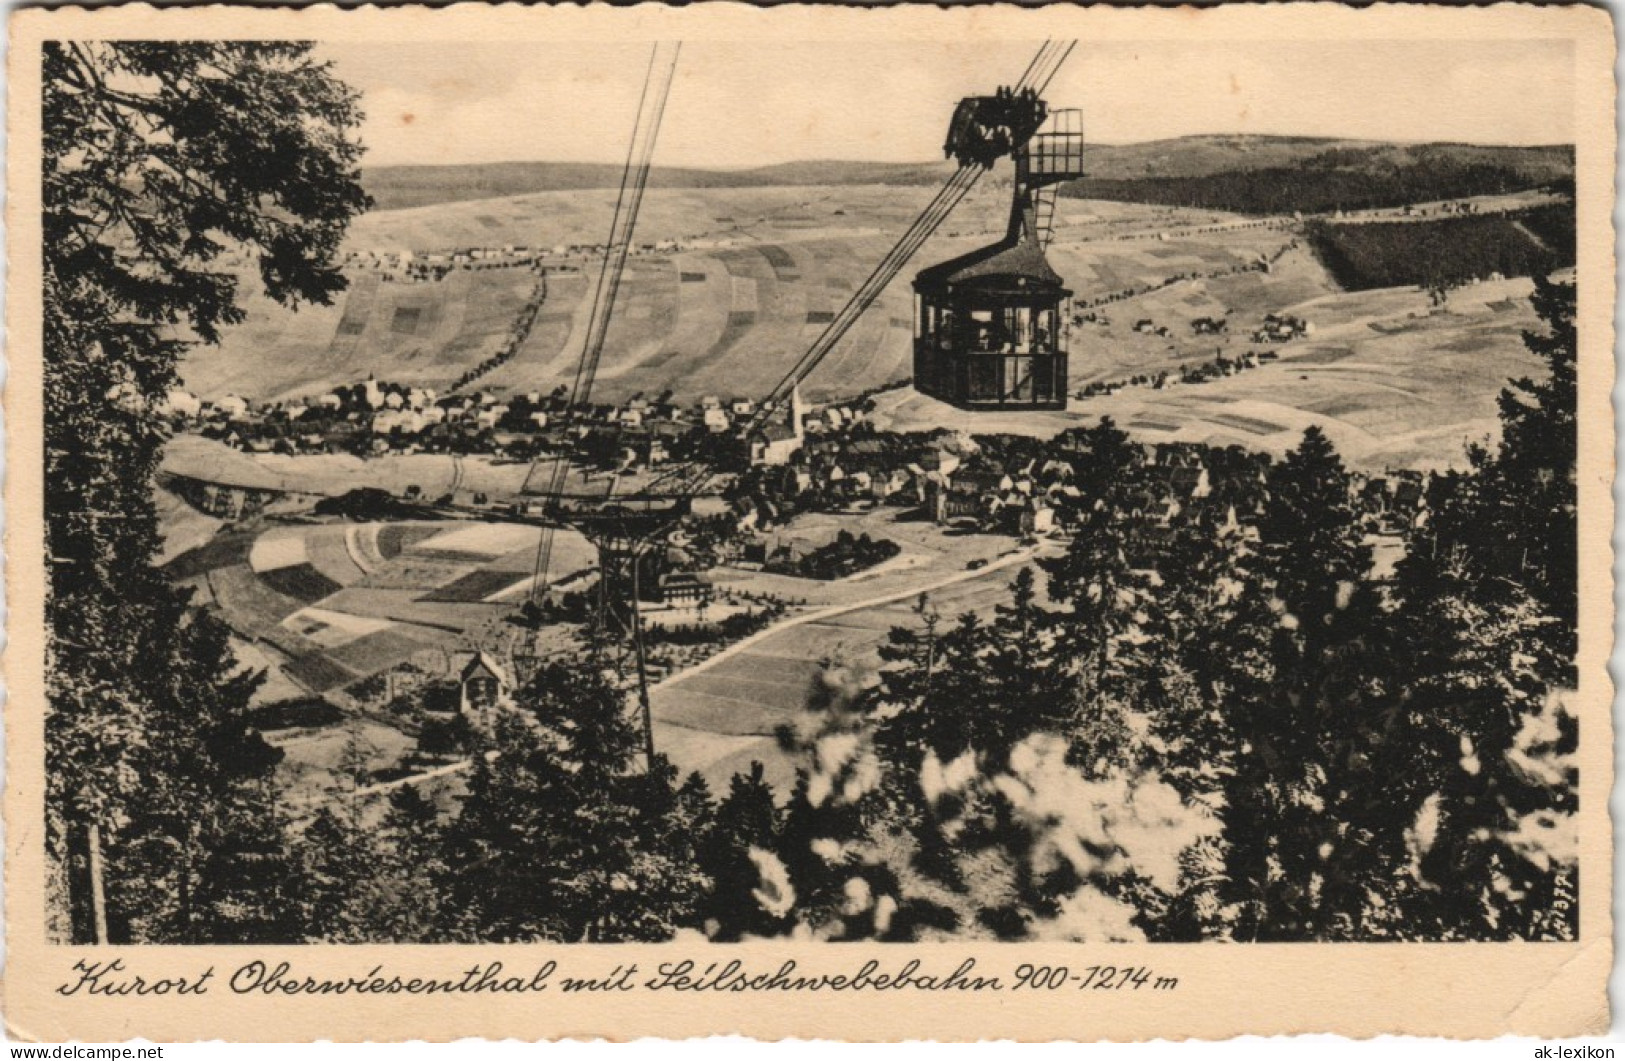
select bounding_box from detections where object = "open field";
[161,440,717,533]
[875,273,1548,473]
[361,159,955,212]
[163,442,539,499]
[271,718,418,809]
[155,484,225,565]
[712,506,1015,606]
[159,491,1047,794]
[181,182,1261,406]
[169,518,594,696]
[650,539,1046,795]
[648,507,1052,793]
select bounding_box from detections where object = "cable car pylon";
[515,39,1077,772]
[515,41,681,769]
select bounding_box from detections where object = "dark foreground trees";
[438,662,712,942]
[716,280,1578,943]
[1385,275,1579,938]
[43,42,369,941]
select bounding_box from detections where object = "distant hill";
[1082,134,1390,181]
[362,136,1573,214]
[1070,135,1569,182]
[1061,138,1573,216]
[363,160,955,211]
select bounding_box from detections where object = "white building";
[162,388,202,418]
[751,387,805,467]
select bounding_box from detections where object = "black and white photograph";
[8,0,1614,1044]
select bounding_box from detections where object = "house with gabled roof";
[458,651,512,720]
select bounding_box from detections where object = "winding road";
[648,540,1059,793]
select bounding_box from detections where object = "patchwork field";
[875,273,1549,473]
[181,182,1265,406]
[179,160,1565,476]
[650,543,1041,795]
[182,265,542,402]
[169,518,594,697]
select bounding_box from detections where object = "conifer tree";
[696,763,788,940]
[1419,275,1578,666]
[293,728,384,942]
[874,570,1075,773]
[1038,422,1159,773]
[1212,427,1385,939]
[1257,425,1372,639]
[443,662,709,941]
[1382,554,1574,939]
[1382,276,1580,938]
[43,41,369,941]
[371,785,455,942]
[290,727,450,943]
[1126,510,1252,802]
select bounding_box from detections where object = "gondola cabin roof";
[913,234,1068,299]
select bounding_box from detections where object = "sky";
[317,39,1576,169]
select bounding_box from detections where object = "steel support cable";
[745,38,1075,432]
[1014,39,1048,90]
[569,44,666,408]
[1009,39,1058,97]
[701,161,982,489]
[750,162,982,429]
[530,44,665,533]
[1023,39,1069,94]
[1028,40,1075,95]
[763,164,977,405]
[577,44,680,410]
[529,42,681,601]
[598,39,1079,547]
[1018,39,1064,94]
[588,44,679,511]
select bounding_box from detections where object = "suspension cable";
[529,41,681,603]
[740,38,1076,437]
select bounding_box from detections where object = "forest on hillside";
[1061,145,1572,216]
[1306,202,1577,291]
[361,140,1572,214]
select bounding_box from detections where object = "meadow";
[177,142,1569,477]
[650,526,1043,794]
[168,517,595,698]
[181,179,1258,406]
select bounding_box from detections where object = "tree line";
[44,41,370,942]
[1060,145,1572,217]
[1305,204,1576,293]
